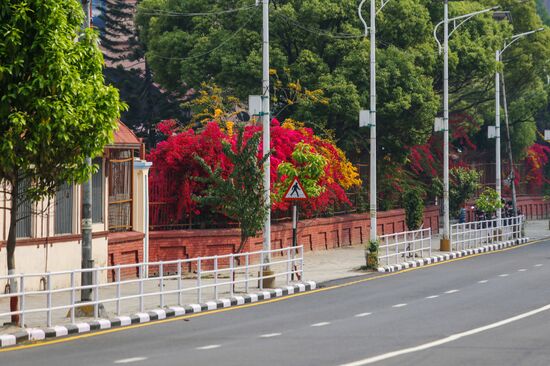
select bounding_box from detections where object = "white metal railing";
[0,246,304,328]
[450,215,524,251]
[378,228,432,266]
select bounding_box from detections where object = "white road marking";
[518,269,527,272]
[114,357,147,364]
[425,295,439,299]
[392,303,407,308]
[260,333,281,338]
[499,274,509,277]
[311,322,331,327]
[196,345,221,350]
[444,290,459,294]
[338,303,550,366]
[478,280,488,284]
[534,264,543,267]
[355,313,372,318]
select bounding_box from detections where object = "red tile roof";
[113,121,141,146]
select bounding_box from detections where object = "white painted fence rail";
[0,246,304,328]
[378,228,432,266]
[450,215,524,251]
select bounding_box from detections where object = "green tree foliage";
[275,142,327,201]
[0,0,124,275]
[475,187,504,214]
[97,0,184,147]
[434,167,481,216]
[194,126,270,253]
[135,0,439,162]
[403,188,425,231]
[136,0,550,198]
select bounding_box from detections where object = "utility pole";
[369,0,377,243]
[434,2,499,250]
[359,0,386,244]
[495,50,502,223]
[261,0,272,275]
[81,0,93,302]
[441,0,450,251]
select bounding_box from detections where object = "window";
[108,149,133,231]
[55,183,73,235]
[15,178,31,238]
[92,158,104,223]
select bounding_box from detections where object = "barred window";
[55,183,73,235]
[15,178,31,238]
[92,158,104,223]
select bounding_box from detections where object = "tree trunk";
[7,179,19,325]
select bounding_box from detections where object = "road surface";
[3,239,550,366]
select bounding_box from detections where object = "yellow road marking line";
[1,237,547,353]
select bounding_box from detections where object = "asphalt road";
[3,239,550,366]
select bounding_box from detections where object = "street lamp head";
[493,11,512,22]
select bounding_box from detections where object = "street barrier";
[0,246,304,328]
[450,215,524,251]
[378,228,432,266]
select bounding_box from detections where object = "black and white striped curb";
[0,281,317,348]
[377,238,530,273]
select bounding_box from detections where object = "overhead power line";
[148,14,256,61]
[138,4,257,17]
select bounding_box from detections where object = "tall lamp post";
[261,0,272,276]
[358,0,390,244]
[81,0,93,302]
[495,28,544,221]
[433,1,499,251]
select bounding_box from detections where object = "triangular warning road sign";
[283,177,308,201]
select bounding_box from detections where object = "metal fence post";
[139,264,144,313]
[429,228,432,257]
[286,249,291,285]
[300,246,304,280]
[385,236,389,266]
[229,255,234,297]
[159,262,164,308]
[259,253,264,291]
[197,258,202,304]
[245,254,249,293]
[177,261,182,306]
[70,272,75,323]
[116,267,121,316]
[93,269,99,319]
[46,272,52,327]
[20,275,25,327]
[214,256,218,301]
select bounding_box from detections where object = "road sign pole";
[292,203,297,281]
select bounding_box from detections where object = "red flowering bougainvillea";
[148,119,361,227]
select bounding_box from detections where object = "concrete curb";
[0,281,317,348]
[377,238,530,273]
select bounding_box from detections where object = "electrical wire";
[274,12,363,39]
[138,4,257,17]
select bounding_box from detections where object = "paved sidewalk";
[1,220,548,335]
[302,219,550,283]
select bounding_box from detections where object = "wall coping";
[108,231,145,244]
[0,231,109,249]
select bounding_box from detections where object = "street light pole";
[442,0,450,250]
[81,0,93,302]
[495,49,502,223]
[359,0,389,243]
[495,28,545,219]
[434,3,499,250]
[261,0,271,268]
[369,0,377,243]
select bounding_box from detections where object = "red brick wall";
[108,231,144,280]
[149,205,441,264]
